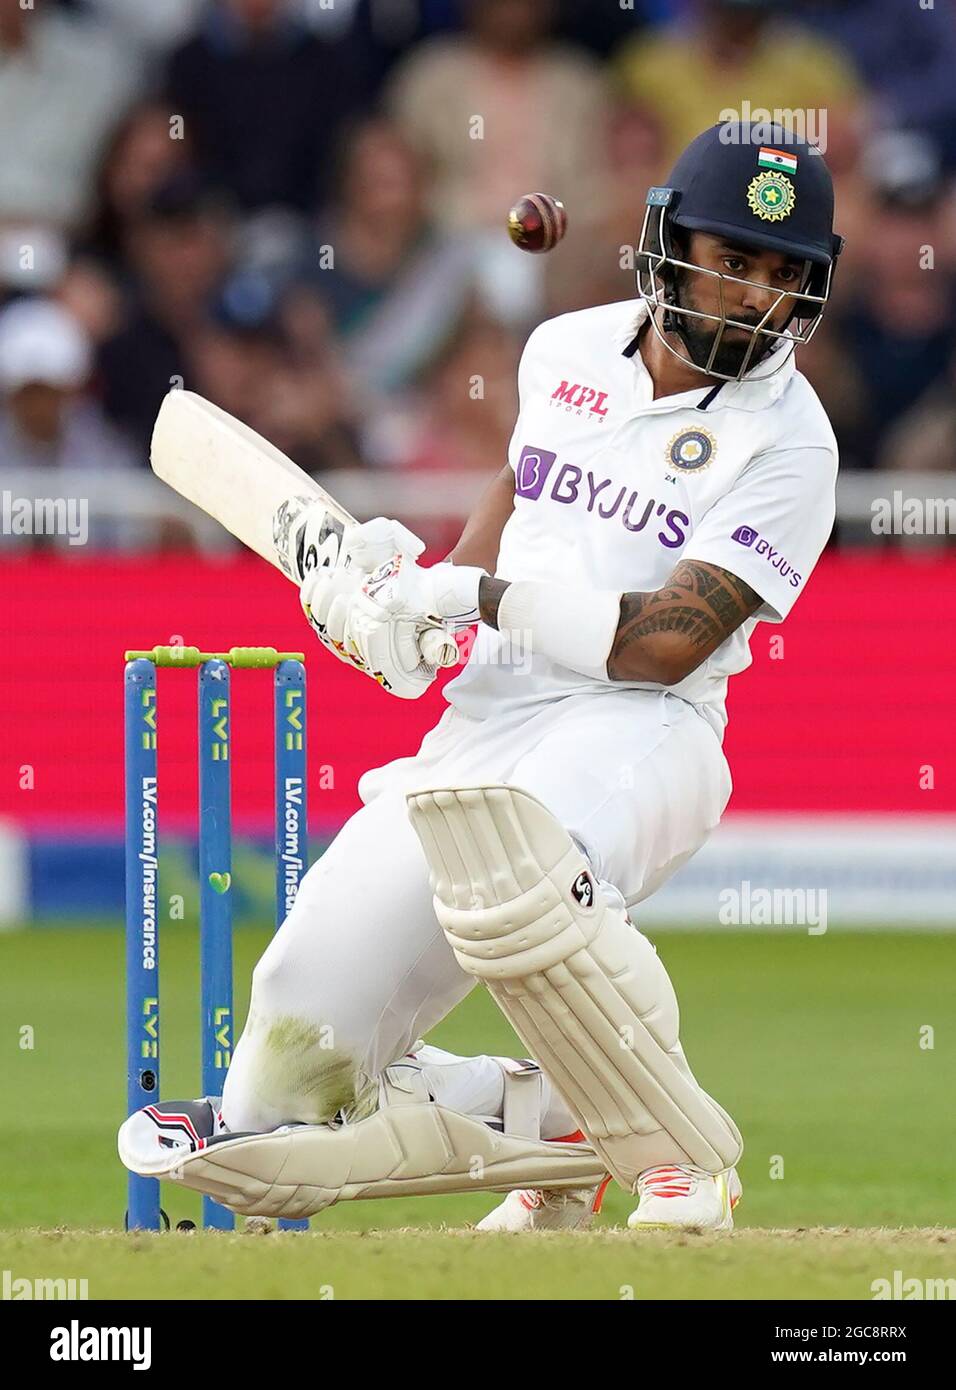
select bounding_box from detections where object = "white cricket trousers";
[221,689,731,1131]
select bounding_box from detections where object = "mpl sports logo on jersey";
[550,380,610,419]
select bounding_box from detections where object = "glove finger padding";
[301,557,441,698]
[301,568,368,671]
[345,601,436,700]
[343,518,425,571]
[301,565,361,625]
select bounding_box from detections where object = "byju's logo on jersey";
[667,427,716,472]
[732,524,802,587]
[515,446,689,548]
[515,447,557,499]
[550,380,610,419]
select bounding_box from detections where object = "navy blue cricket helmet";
[636,121,844,381]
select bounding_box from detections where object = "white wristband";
[496,581,622,680]
[435,563,486,627]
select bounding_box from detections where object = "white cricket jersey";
[444,298,838,734]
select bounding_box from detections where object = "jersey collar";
[617,300,796,414]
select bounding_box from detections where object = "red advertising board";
[0,551,953,832]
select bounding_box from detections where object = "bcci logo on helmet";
[747,170,796,222]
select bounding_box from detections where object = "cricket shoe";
[476,1128,612,1232]
[118,1098,229,1175]
[475,1176,611,1232]
[627,1164,742,1232]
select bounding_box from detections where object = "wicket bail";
[123,646,309,1232]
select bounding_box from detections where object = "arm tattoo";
[478,575,509,628]
[609,560,762,683]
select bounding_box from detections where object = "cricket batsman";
[120,123,843,1233]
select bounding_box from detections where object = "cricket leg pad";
[151,1064,605,1219]
[405,784,743,1191]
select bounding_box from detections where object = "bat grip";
[419,627,459,669]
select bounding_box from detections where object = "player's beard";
[669,271,771,379]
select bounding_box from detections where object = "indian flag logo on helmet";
[758,146,798,174]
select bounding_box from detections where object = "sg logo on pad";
[571,871,595,908]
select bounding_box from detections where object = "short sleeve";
[681,446,837,621]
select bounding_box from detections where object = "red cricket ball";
[507,193,568,253]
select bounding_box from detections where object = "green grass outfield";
[1,925,954,1298]
[2,1229,953,1301]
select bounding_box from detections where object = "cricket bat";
[150,390,458,668]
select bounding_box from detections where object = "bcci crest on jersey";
[667,428,716,472]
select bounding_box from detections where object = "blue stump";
[124,658,161,1230]
[198,659,235,1231]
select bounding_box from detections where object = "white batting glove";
[358,554,486,630]
[300,531,460,696]
[301,566,434,696]
[340,602,440,700]
[300,563,366,671]
[298,515,427,669]
[341,516,426,571]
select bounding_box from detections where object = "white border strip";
[640,816,956,929]
[0,819,28,928]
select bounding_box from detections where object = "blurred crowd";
[1,0,955,551]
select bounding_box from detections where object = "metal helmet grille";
[635,201,835,384]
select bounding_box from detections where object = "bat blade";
[150,389,348,576]
[150,390,459,668]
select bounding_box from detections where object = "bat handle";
[419,626,459,669]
